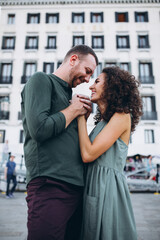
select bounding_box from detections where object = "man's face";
[69,54,97,88]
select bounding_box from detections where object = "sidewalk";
[0,192,160,240]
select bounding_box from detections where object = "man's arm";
[22,72,87,142]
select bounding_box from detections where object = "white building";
[0,0,160,167]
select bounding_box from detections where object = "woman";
[78,67,143,240]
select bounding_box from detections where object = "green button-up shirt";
[21,72,84,186]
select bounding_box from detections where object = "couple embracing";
[21,45,142,240]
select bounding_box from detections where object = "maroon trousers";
[26,177,83,240]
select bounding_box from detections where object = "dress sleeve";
[21,72,66,143]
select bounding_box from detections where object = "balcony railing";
[21,76,31,84]
[0,76,12,84]
[139,76,154,84]
[141,111,157,120]
[0,111,10,120]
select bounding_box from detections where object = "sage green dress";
[81,120,137,240]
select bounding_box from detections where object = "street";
[0,192,160,240]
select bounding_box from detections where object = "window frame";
[138,35,149,48]
[25,36,39,50]
[46,36,57,49]
[2,36,16,50]
[115,12,129,22]
[0,63,13,84]
[116,35,130,49]
[46,13,59,23]
[27,13,40,24]
[21,62,37,84]
[90,12,103,23]
[43,62,54,74]
[139,62,154,84]
[144,130,155,144]
[92,35,104,49]
[72,12,85,23]
[135,12,148,22]
[0,96,10,120]
[8,14,15,24]
[73,35,85,46]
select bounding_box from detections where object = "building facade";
[0,0,160,167]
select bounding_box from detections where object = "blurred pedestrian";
[4,154,17,198]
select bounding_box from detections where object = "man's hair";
[64,45,98,65]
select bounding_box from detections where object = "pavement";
[0,191,160,240]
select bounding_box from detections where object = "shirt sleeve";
[21,72,66,142]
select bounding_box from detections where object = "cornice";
[0,0,160,6]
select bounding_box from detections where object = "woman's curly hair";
[94,66,143,132]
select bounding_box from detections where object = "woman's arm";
[78,113,130,163]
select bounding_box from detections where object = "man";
[21,45,98,240]
[4,154,17,198]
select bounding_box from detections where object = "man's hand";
[77,94,92,120]
[69,94,88,116]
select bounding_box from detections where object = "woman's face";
[89,73,106,103]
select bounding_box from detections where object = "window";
[72,13,84,23]
[20,130,24,143]
[0,96,10,120]
[139,62,154,84]
[91,12,103,23]
[43,63,54,74]
[0,63,12,84]
[116,35,130,49]
[18,111,22,120]
[0,130,5,143]
[92,62,102,78]
[2,36,15,49]
[73,36,84,46]
[115,12,128,22]
[8,14,15,24]
[57,61,62,69]
[21,63,37,84]
[92,36,104,49]
[25,36,38,49]
[141,96,157,120]
[46,36,56,49]
[46,13,59,23]
[105,62,117,67]
[135,12,148,22]
[144,130,154,143]
[120,63,130,72]
[138,35,149,48]
[27,13,40,24]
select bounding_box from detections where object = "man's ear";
[69,54,79,66]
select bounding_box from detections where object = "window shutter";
[116,35,118,48]
[135,12,138,22]
[152,96,156,112]
[27,14,30,23]
[91,12,93,22]
[46,13,48,23]
[72,13,74,23]
[145,12,149,22]
[101,12,104,22]
[115,12,118,22]
[38,13,40,23]
[126,12,129,22]
[57,13,59,23]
